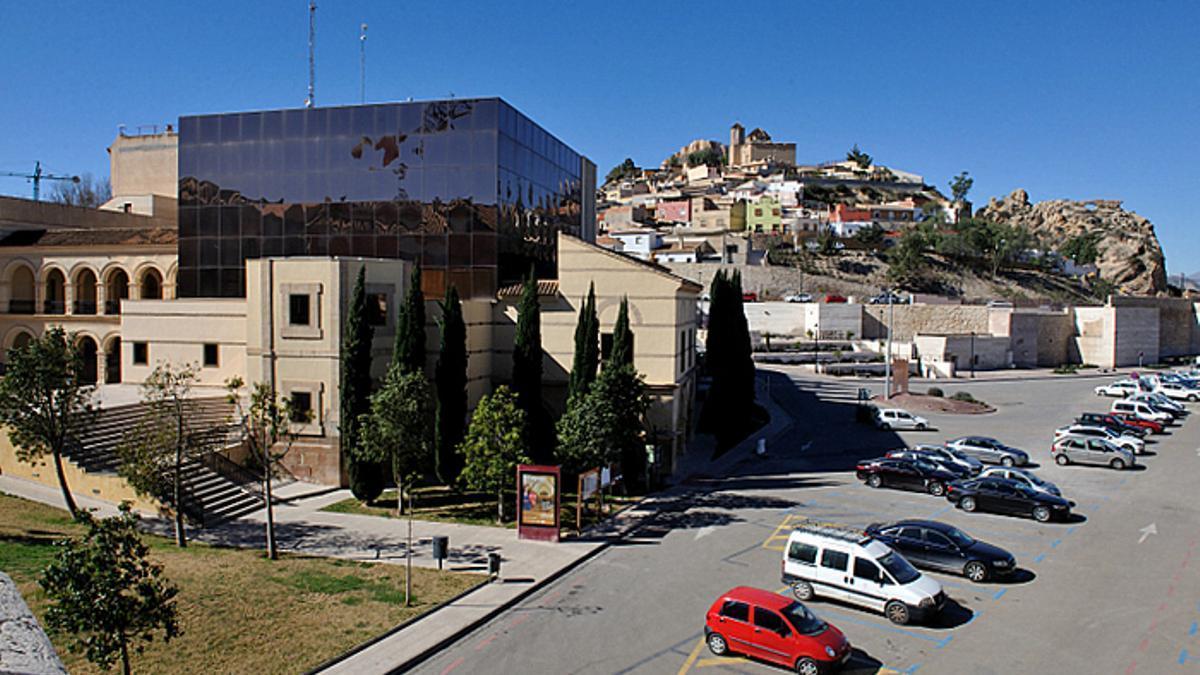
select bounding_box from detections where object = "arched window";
[74,269,98,315]
[9,266,35,314]
[105,269,129,315]
[44,269,66,315]
[140,268,163,300]
[104,336,122,384]
[77,336,98,385]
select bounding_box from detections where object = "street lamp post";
[884,290,894,398]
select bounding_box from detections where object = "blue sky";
[1,1,1196,273]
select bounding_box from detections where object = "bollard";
[431,536,449,570]
[487,552,502,580]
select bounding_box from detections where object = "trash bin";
[432,536,449,570]
[487,552,502,580]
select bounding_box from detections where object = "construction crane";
[0,161,80,202]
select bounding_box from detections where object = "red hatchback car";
[705,586,851,674]
[1109,411,1165,435]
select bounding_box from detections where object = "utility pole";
[359,23,368,103]
[970,331,976,379]
[305,0,316,108]
[884,290,894,398]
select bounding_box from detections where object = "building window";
[133,342,148,365]
[755,208,763,217]
[368,293,387,327]
[289,391,313,423]
[679,330,686,374]
[203,343,219,367]
[289,294,311,326]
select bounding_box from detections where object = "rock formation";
[978,189,1167,295]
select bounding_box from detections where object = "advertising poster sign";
[517,464,561,542]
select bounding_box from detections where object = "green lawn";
[321,485,640,532]
[0,493,482,675]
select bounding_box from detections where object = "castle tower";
[729,123,744,166]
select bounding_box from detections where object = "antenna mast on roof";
[359,23,367,103]
[305,0,316,108]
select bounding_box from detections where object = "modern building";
[0,98,702,497]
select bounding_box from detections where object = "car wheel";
[1055,453,1070,466]
[1001,456,1015,467]
[928,481,945,497]
[961,496,977,512]
[707,632,729,656]
[1111,458,1126,470]
[792,580,815,601]
[867,474,883,488]
[964,561,989,582]
[916,423,927,431]
[1033,506,1052,523]
[885,600,911,625]
[1190,395,1198,402]
[795,657,821,675]
[880,422,891,430]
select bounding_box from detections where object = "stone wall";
[0,572,66,674]
[862,305,990,341]
[1110,296,1200,359]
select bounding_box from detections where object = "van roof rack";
[791,520,872,545]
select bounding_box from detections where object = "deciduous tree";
[362,367,433,514]
[40,504,180,675]
[458,386,530,523]
[50,173,111,208]
[949,171,974,203]
[0,327,97,520]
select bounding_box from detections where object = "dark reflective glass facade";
[178,98,594,298]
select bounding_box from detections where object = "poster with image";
[521,472,558,527]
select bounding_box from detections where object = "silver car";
[910,444,984,475]
[979,466,1062,497]
[945,436,1030,467]
[1053,424,1144,455]
[1052,435,1136,470]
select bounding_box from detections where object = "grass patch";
[0,493,481,675]
[321,485,641,532]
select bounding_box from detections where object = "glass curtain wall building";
[177,98,595,298]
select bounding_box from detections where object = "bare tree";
[225,377,306,560]
[50,173,112,208]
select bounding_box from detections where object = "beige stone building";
[728,123,796,167]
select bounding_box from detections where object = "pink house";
[656,200,692,223]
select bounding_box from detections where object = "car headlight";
[825,646,837,658]
[992,559,1009,567]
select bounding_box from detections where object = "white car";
[1130,392,1185,416]
[784,293,813,303]
[1111,398,1173,425]
[782,523,945,625]
[1054,424,1145,455]
[1094,380,1139,397]
[1154,381,1200,402]
[873,408,930,431]
[978,466,1062,497]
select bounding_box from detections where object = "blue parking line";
[1181,648,1190,665]
[1190,621,1197,636]
[1066,526,1078,535]
[1033,553,1046,563]
[993,589,1007,600]
[1050,539,1062,548]
[814,607,951,646]
[927,505,952,519]
[964,609,984,625]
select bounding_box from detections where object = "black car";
[1076,412,1148,439]
[866,519,1016,582]
[945,477,1074,523]
[856,457,960,497]
[884,449,975,478]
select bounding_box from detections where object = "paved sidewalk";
[0,473,660,674]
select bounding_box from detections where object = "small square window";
[203,343,219,367]
[289,391,313,423]
[133,342,148,365]
[289,294,310,326]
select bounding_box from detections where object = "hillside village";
[596,122,1169,303]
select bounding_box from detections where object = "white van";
[1111,398,1173,425]
[781,523,946,625]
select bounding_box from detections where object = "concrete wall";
[862,304,990,341]
[1110,296,1200,359]
[108,131,178,200]
[0,433,158,514]
[1074,306,1114,367]
[1113,306,1159,367]
[121,299,247,387]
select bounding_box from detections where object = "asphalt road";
[413,371,1200,674]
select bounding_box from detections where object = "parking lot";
[416,370,1200,674]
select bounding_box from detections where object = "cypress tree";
[342,266,383,501]
[568,282,599,399]
[394,265,426,374]
[511,269,549,463]
[609,296,634,368]
[729,271,756,404]
[699,271,729,433]
[434,285,468,485]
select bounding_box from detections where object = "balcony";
[7,299,34,314]
[73,300,98,315]
[43,300,64,315]
[104,300,122,315]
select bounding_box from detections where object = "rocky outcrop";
[978,189,1168,295]
[0,572,66,674]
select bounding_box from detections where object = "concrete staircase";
[63,398,265,526]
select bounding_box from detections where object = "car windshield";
[1019,471,1048,487]
[943,526,975,548]
[947,449,970,461]
[914,460,938,472]
[782,601,827,636]
[877,551,921,584]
